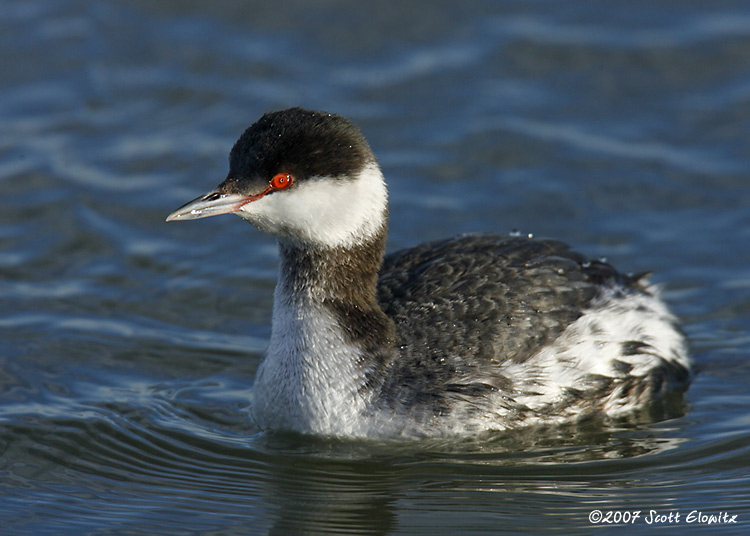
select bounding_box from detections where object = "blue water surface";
[1,1,749,534]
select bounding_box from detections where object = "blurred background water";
[1,1,749,534]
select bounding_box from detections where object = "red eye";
[270,173,294,190]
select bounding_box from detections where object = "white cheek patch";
[237,163,388,248]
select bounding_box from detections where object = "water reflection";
[253,406,692,534]
[0,388,692,535]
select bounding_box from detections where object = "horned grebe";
[167,107,691,438]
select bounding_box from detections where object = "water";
[1,1,749,534]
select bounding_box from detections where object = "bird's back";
[372,235,687,434]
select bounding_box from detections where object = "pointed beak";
[166,190,253,222]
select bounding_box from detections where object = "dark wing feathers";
[374,235,627,410]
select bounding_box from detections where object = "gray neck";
[274,227,396,352]
[251,227,397,435]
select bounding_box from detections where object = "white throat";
[251,285,373,436]
[236,162,388,248]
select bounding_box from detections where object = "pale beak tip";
[165,190,251,223]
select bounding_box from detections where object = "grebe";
[167,107,690,438]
